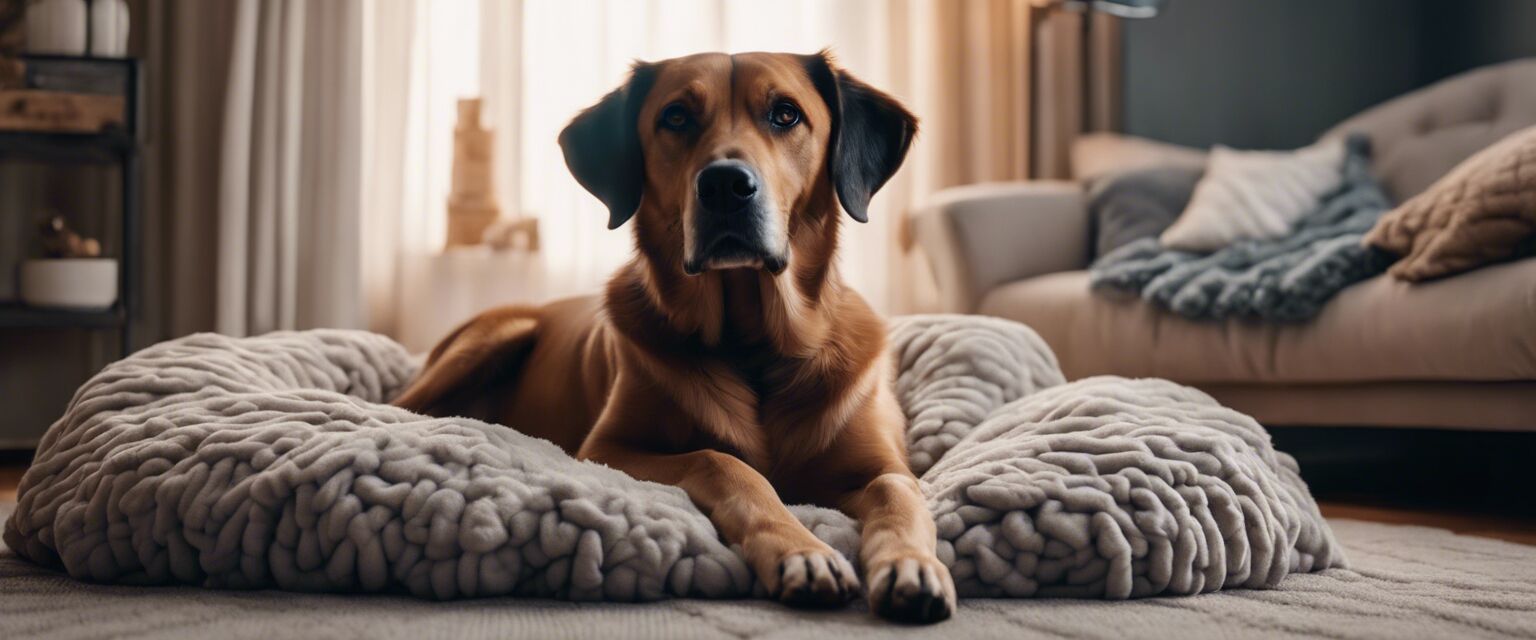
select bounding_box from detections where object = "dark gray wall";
[1120,0,1534,150]
[1420,0,1536,82]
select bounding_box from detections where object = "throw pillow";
[1160,139,1347,252]
[1364,124,1536,281]
[1088,165,1205,261]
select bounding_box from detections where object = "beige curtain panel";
[137,0,367,340]
[215,0,364,336]
[921,0,1036,189]
[1032,3,1123,180]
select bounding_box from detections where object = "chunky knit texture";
[4,316,1340,601]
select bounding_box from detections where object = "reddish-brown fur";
[393,52,954,623]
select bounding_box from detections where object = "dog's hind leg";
[392,307,540,415]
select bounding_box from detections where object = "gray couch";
[913,59,1536,432]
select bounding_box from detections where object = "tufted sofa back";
[1323,58,1536,204]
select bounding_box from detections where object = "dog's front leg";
[841,471,954,622]
[833,391,956,623]
[578,381,860,607]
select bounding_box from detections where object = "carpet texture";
[5,316,1337,603]
[2,508,1532,639]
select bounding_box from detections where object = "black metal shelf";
[0,130,136,163]
[0,302,124,329]
[0,56,142,356]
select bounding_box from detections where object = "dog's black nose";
[696,160,759,214]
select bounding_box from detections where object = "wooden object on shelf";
[39,214,102,258]
[445,97,501,248]
[484,216,541,253]
[0,89,126,132]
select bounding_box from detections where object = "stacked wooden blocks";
[446,98,501,248]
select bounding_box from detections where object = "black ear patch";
[559,64,656,229]
[805,53,918,223]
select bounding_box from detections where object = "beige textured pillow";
[1365,125,1536,281]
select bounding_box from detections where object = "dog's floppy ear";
[559,63,656,229]
[804,51,918,223]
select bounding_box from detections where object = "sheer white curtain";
[363,1,1038,341]
[365,0,920,341]
[362,0,482,338]
[217,0,365,336]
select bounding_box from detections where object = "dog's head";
[560,51,916,276]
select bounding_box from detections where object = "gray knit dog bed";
[4,315,1343,601]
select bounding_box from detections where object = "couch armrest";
[912,181,1090,313]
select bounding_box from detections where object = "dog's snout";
[696,160,759,214]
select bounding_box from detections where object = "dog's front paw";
[866,554,955,624]
[764,548,862,608]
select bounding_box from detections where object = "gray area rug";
[3,506,1533,640]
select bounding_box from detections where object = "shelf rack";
[0,56,141,356]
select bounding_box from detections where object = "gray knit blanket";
[3,316,1342,601]
[1090,136,1395,321]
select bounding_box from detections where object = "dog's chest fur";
[607,266,887,478]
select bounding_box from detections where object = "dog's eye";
[769,102,801,128]
[660,104,691,131]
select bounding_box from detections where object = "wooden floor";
[1319,502,1536,546]
[0,462,20,504]
[0,459,1532,546]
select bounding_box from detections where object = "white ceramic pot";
[24,0,89,56]
[88,0,130,57]
[19,258,118,310]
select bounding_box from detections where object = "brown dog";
[393,51,953,623]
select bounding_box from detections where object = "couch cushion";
[1323,58,1536,204]
[979,258,1536,385]
[1071,132,1207,183]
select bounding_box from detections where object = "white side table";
[395,248,584,353]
